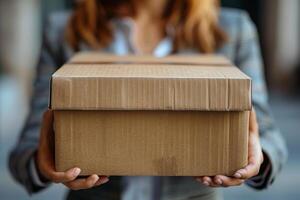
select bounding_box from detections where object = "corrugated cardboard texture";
[54,110,249,176]
[51,63,251,111]
[52,54,251,176]
[69,53,232,66]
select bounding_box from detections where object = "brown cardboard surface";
[54,110,249,176]
[51,64,251,111]
[69,52,232,66]
[52,53,251,176]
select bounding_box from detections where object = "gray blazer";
[9,8,287,198]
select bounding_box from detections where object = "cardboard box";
[50,53,251,176]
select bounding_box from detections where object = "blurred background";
[0,0,299,199]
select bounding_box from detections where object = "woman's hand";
[195,109,264,187]
[36,109,109,190]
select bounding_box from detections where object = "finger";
[95,176,110,186]
[234,139,262,179]
[195,176,204,183]
[216,175,244,187]
[204,176,222,187]
[196,176,213,186]
[202,176,221,187]
[202,176,212,186]
[213,176,223,185]
[196,176,226,188]
[51,167,81,183]
[195,176,207,185]
[64,174,99,190]
[233,162,260,179]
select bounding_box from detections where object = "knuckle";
[65,173,75,181]
[85,181,95,188]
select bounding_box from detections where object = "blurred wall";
[262,0,300,91]
[276,0,300,71]
[0,0,41,99]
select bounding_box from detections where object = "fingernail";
[234,172,241,178]
[216,179,222,185]
[73,168,81,176]
[92,174,99,180]
[95,180,102,186]
[96,178,109,186]
[203,181,209,186]
[102,178,109,184]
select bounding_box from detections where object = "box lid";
[50,53,251,111]
[69,52,232,66]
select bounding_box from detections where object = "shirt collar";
[111,18,173,57]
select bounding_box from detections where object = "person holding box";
[9,0,287,199]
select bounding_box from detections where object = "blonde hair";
[66,0,227,53]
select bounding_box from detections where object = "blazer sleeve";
[234,12,288,189]
[8,15,66,194]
